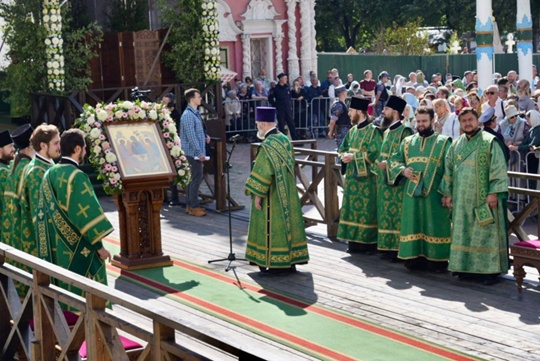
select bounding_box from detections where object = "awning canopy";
[220,66,237,84]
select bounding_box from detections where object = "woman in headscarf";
[347,80,361,97]
[402,104,416,131]
[467,92,482,115]
[453,96,468,115]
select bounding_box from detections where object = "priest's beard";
[381,116,393,129]
[351,113,361,125]
[257,130,266,140]
[417,125,433,137]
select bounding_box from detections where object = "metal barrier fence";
[508,150,540,212]
[224,97,354,141]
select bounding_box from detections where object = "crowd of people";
[223,66,540,148]
[326,65,540,286]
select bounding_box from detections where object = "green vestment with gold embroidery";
[19,156,54,259]
[2,156,31,249]
[245,132,309,268]
[337,123,382,245]
[0,161,10,243]
[439,130,509,274]
[36,163,114,296]
[374,123,412,251]
[389,133,452,261]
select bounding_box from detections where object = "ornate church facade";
[217,0,317,82]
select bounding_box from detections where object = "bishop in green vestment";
[337,97,382,253]
[439,108,509,285]
[374,96,412,259]
[36,129,113,296]
[245,107,309,275]
[388,107,452,271]
[0,130,15,242]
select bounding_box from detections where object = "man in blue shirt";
[180,88,210,216]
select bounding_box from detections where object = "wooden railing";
[251,141,343,238]
[0,243,308,361]
[248,144,540,240]
[507,171,540,240]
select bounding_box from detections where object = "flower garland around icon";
[76,100,191,195]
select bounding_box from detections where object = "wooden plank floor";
[100,139,540,361]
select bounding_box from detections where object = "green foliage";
[107,0,149,32]
[0,0,104,118]
[375,19,432,56]
[63,23,103,91]
[0,0,47,117]
[156,0,206,85]
[315,0,385,52]
[315,0,540,52]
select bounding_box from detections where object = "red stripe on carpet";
[107,265,355,361]
[105,237,476,361]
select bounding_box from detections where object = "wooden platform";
[99,192,540,361]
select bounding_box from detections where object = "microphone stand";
[208,138,247,271]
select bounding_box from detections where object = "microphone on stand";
[228,134,242,142]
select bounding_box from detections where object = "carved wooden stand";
[111,178,173,270]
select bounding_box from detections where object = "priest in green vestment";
[2,124,35,252]
[19,125,60,264]
[374,96,412,260]
[388,107,452,272]
[245,107,309,275]
[36,129,113,296]
[439,108,509,286]
[337,97,382,254]
[0,130,15,243]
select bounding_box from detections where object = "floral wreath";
[202,0,220,81]
[76,100,191,195]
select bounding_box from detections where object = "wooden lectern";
[104,121,175,270]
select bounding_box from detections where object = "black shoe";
[426,260,448,273]
[404,258,427,270]
[169,200,181,206]
[380,251,398,261]
[482,274,500,286]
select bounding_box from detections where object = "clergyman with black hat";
[388,106,452,272]
[2,124,35,257]
[337,97,383,254]
[268,73,299,140]
[374,95,412,261]
[328,85,351,148]
[0,129,15,241]
[245,107,309,276]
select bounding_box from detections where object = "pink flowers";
[79,99,191,194]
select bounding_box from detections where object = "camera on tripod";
[130,87,152,102]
